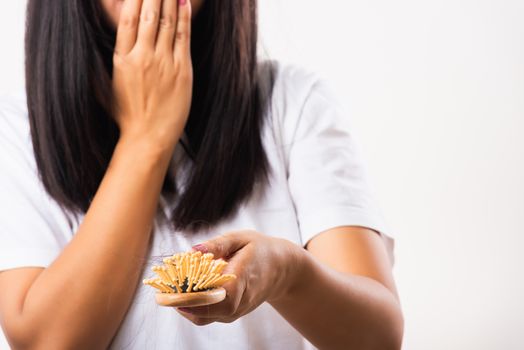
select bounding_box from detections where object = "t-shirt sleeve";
[0,97,71,272]
[284,75,395,262]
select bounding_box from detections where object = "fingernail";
[192,244,208,253]
[179,0,187,5]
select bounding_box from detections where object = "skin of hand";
[176,228,403,349]
[176,231,295,326]
[112,0,194,151]
[0,1,194,348]
[176,230,303,324]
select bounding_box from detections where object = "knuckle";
[120,15,139,29]
[154,53,172,67]
[193,318,211,327]
[159,15,175,29]
[113,53,124,66]
[113,53,133,70]
[175,30,189,43]
[181,67,193,80]
[221,317,235,324]
[214,241,226,256]
[173,60,182,73]
[224,231,239,239]
[246,229,260,236]
[140,10,159,23]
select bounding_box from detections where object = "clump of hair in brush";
[143,251,236,293]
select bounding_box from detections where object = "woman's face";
[101,0,205,29]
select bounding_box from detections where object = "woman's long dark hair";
[25,0,275,232]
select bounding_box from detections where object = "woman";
[0,0,403,349]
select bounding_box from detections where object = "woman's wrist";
[267,238,311,304]
[116,130,178,166]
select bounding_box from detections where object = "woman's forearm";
[14,138,175,349]
[269,250,404,350]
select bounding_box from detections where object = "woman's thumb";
[192,232,250,259]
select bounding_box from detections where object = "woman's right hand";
[112,0,193,152]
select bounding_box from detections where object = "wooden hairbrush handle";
[155,287,226,307]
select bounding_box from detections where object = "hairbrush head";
[143,251,236,307]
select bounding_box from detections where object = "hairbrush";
[143,251,236,307]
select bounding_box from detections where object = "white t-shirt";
[0,60,394,349]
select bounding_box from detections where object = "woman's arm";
[269,226,404,350]
[0,0,193,348]
[0,140,173,349]
[176,227,403,350]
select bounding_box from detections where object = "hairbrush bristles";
[143,251,236,293]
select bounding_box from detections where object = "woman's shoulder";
[259,59,343,146]
[260,59,328,106]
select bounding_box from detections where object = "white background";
[1,1,523,349]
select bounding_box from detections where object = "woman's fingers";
[115,0,143,55]
[173,0,192,63]
[175,285,244,319]
[117,0,191,61]
[136,0,163,50]
[156,0,178,56]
